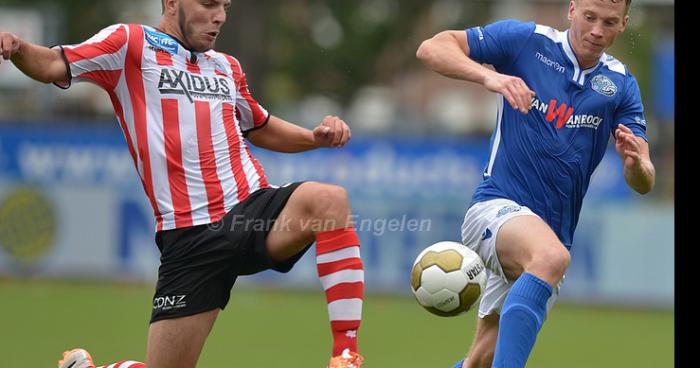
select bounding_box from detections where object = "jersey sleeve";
[613,74,648,142]
[52,24,128,91]
[222,54,270,134]
[465,19,536,70]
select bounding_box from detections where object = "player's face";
[178,0,231,52]
[568,0,628,67]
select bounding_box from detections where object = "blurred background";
[0,0,674,367]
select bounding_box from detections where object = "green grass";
[0,280,673,367]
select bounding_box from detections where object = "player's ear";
[620,15,630,33]
[568,0,576,21]
[163,0,178,16]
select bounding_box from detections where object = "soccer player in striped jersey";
[1,1,365,367]
[416,0,655,367]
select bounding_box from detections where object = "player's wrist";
[309,130,324,149]
[478,67,496,85]
[11,37,25,60]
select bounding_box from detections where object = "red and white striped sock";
[98,362,146,368]
[316,227,364,357]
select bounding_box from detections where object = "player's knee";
[534,244,570,281]
[306,183,349,218]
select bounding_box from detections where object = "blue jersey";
[466,20,648,249]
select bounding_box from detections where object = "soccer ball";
[411,241,487,317]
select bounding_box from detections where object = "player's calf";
[461,348,494,368]
[490,215,567,367]
[301,184,364,360]
[263,181,365,362]
[317,226,364,359]
[462,314,498,368]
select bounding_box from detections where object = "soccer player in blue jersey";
[416,0,655,367]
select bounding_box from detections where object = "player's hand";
[615,124,643,169]
[483,71,536,115]
[312,115,352,148]
[0,32,22,63]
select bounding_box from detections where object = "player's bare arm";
[416,30,535,115]
[246,115,351,153]
[0,32,68,84]
[615,124,655,194]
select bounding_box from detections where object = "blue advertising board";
[0,123,672,307]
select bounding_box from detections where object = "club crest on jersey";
[591,74,617,97]
[145,29,179,55]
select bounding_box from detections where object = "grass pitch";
[0,280,673,367]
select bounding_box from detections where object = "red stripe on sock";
[317,258,363,277]
[316,227,359,255]
[331,320,361,331]
[325,282,364,304]
[330,320,361,356]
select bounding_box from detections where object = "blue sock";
[492,272,553,368]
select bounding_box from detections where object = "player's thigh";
[495,214,568,282]
[266,181,349,262]
[147,309,220,368]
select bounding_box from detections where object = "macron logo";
[535,52,565,74]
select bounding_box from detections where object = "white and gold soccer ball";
[411,241,487,317]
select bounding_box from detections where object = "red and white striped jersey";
[55,24,271,231]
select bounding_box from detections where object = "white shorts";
[461,198,560,318]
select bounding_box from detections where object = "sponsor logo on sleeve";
[634,116,647,127]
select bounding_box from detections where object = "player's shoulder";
[204,50,249,79]
[95,23,145,39]
[530,23,567,44]
[600,53,632,77]
[208,49,236,62]
[591,53,638,99]
[99,23,137,33]
[598,53,638,88]
[485,19,537,33]
[207,50,242,69]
